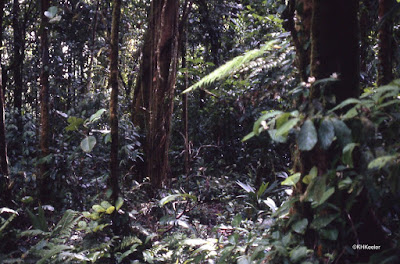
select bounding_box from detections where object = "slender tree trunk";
[109,0,121,202]
[377,0,395,86]
[39,0,51,200]
[13,0,23,134]
[181,22,190,176]
[0,0,9,183]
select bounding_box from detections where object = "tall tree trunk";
[283,0,312,82]
[181,21,190,176]
[377,0,395,86]
[13,0,23,134]
[0,0,9,188]
[109,0,121,202]
[39,0,51,200]
[310,0,359,103]
[133,0,180,188]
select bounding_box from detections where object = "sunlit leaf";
[44,6,58,19]
[368,155,398,169]
[92,204,105,213]
[89,108,107,123]
[115,197,124,210]
[106,206,115,214]
[298,119,318,151]
[159,194,181,207]
[275,118,300,137]
[281,173,301,186]
[302,166,317,184]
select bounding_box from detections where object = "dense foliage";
[1,0,400,263]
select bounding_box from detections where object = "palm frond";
[182,40,278,94]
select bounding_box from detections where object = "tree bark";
[133,0,180,188]
[109,0,121,202]
[310,0,360,103]
[377,0,395,86]
[13,0,24,134]
[0,0,9,182]
[39,0,51,200]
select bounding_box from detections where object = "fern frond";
[182,40,278,94]
[37,244,71,264]
[51,209,81,239]
[19,229,50,237]
[117,235,142,250]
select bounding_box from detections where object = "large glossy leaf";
[318,118,335,150]
[275,118,300,137]
[311,213,339,229]
[342,143,359,168]
[368,155,398,169]
[281,173,301,186]
[89,108,107,123]
[292,218,308,234]
[80,136,96,153]
[332,118,352,146]
[65,116,84,132]
[298,119,318,151]
[290,246,308,263]
[253,110,283,135]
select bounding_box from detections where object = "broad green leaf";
[242,131,255,142]
[78,221,87,229]
[253,110,283,135]
[292,218,308,234]
[44,6,58,18]
[332,118,352,146]
[100,201,112,209]
[298,119,318,151]
[289,246,308,262]
[159,194,181,206]
[342,143,359,168]
[106,206,115,214]
[115,197,124,210]
[318,118,335,149]
[275,118,300,137]
[80,136,96,153]
[338,177,352,190]
[92,204,106,213]
[368,155,398,169]
[311,213,339,229]
[312,187,335,208]
[302,166,318,184]
[268,129,287,143]
[275,113,290,129]
[82,211,91,218]
[319,228,338,240]
[329,98,361,113]
[257,182,269,198]
[89,108,107,123]
[65,116,84,131]
[281,172,301,186]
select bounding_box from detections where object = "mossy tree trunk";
[132,0,180,188]
[109,0,122,202]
